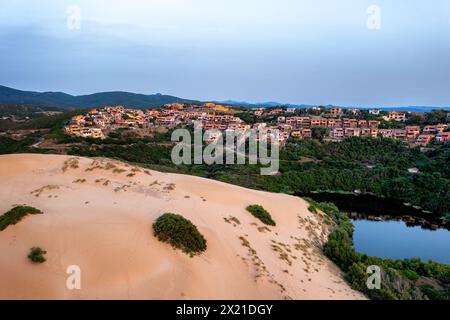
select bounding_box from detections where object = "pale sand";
[0,154,365,300]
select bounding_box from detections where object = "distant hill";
[219,100,450,112]
[217,100,288,108]
[1,85,449,112]
[0,85,199,109]
[375,106,450,112]
[0,104,63,117]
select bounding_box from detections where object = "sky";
[0,0,450,107]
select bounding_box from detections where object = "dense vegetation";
[214,138,450,220]
[406,110,449,126]
[235,112,258,124]
[153,213,207,256]
[2,121,449,221]
[0,134,43,155]
[0,108,91,154]
[28,247,47,263]
[0,206,43,231]
[278,139,449,217]
[246,205,276,226]
[0,108,85,132]
[0,104,63,117]
[308,199,450,300]
[70,141,173,167]
[65,136,450,220]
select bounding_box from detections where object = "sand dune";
[0,154,365,300]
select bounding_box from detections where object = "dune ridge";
[0,154,365,300]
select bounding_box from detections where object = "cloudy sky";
[1,0,450,107]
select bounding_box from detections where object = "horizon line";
[1,84,449,110]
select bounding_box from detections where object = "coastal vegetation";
[2,128,448,222]
[0,107,87,132]
[27,247,47,263]
[0,206,43,231]
[246,205,276,226]
[307,199,450,300]
[1,104,448,222]
[65,137,450,221]
[153,213,207,256]
[0,134,42,155]
[1,105,449,299]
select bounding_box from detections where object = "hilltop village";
[64,103,450,147]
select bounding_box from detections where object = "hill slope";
[0,154,364,300]
[0,85,199,109]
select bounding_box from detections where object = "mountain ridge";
[217,100,450,112]
[0,85,199,109]
[1,85,449,112]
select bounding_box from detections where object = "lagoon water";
[301,192,450,265]
[352,219,450,264]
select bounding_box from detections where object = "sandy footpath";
[0,154,365,300]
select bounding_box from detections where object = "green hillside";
[0,85,199,109]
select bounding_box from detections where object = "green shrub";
[402,269,420,281]
[153,213,207,256]
[28,247,47,263]
[345,262,369,292]
[246,205,276,226]
[444,214,450,225]
[308,205,317,214]
[0,206,43,231]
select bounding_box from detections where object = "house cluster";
[277,116,382,141]
[64,103,304,145]
[64,104,450,146]
[383,111,408,122]
[338,123,450,145]
[278,115,449,146]
[64,107,149,138]
[330,125,449,146]
[64,103,248,140]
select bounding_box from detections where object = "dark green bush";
[28,247,47,263]
[0,206,43,231]
[444,214,450,225]
[402,269,420,281]
[246,205,276,226]
[153,213,207,256]
[66,136,450,218]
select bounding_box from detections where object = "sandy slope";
[0,154,365,300]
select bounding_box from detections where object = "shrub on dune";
[153,213,207,256]
[28,247,47,263]
[0,206,43,231]
[246,205,276,226]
